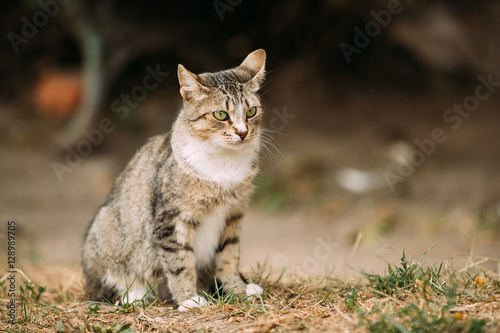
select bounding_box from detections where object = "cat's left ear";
[178,64,211,101]
[238,49,266,91]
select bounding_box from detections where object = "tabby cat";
[82,49,266,311]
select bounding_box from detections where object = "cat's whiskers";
[260,128,288,137]
[261,141,279,160]
[259,132,282,151]
[259,131,283,154]
[260,140,277,161]
[258,133,283,161]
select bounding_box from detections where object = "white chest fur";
[193,205,229,268]
[175,133,258,185]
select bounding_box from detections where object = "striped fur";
[82,50,266,310]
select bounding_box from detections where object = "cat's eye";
[246,107,257,118]
[213,111,229,121]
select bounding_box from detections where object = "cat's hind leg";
[103,271,152,303]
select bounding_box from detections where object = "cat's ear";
[238,49,266,91]
[178,64,210,101]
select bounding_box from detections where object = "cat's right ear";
[238,49,266,91]
[178,64,210,101]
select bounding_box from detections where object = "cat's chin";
[227,141,246,146]
[222,140,253,151]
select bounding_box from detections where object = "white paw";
[246,283,263,296]
[122,288,148,304]
[178,295,208,312]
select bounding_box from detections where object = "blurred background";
[1,0,499,277]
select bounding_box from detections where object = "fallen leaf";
[415,279,431,297]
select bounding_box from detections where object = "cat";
[82,49,266,311]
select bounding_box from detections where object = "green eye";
[213,111,229,121]
[246,106,257,118]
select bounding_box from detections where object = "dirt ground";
[1,59,499,287]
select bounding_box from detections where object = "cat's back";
[107,133,171,200]
[88,133,172,236]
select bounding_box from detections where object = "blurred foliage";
[475,204,500,233]
[253,157,328,211]
[2,0,498,103]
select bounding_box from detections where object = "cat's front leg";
[216,213,263,297]
[154,217,206,311]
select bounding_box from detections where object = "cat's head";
[177,49,266,151]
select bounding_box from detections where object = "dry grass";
[1,253,499,333]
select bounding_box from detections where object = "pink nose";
[236,131,248,140]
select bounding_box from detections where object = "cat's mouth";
[223,138,252,148]
[226,141,246,147]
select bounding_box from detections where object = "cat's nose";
[236,130,248,140]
